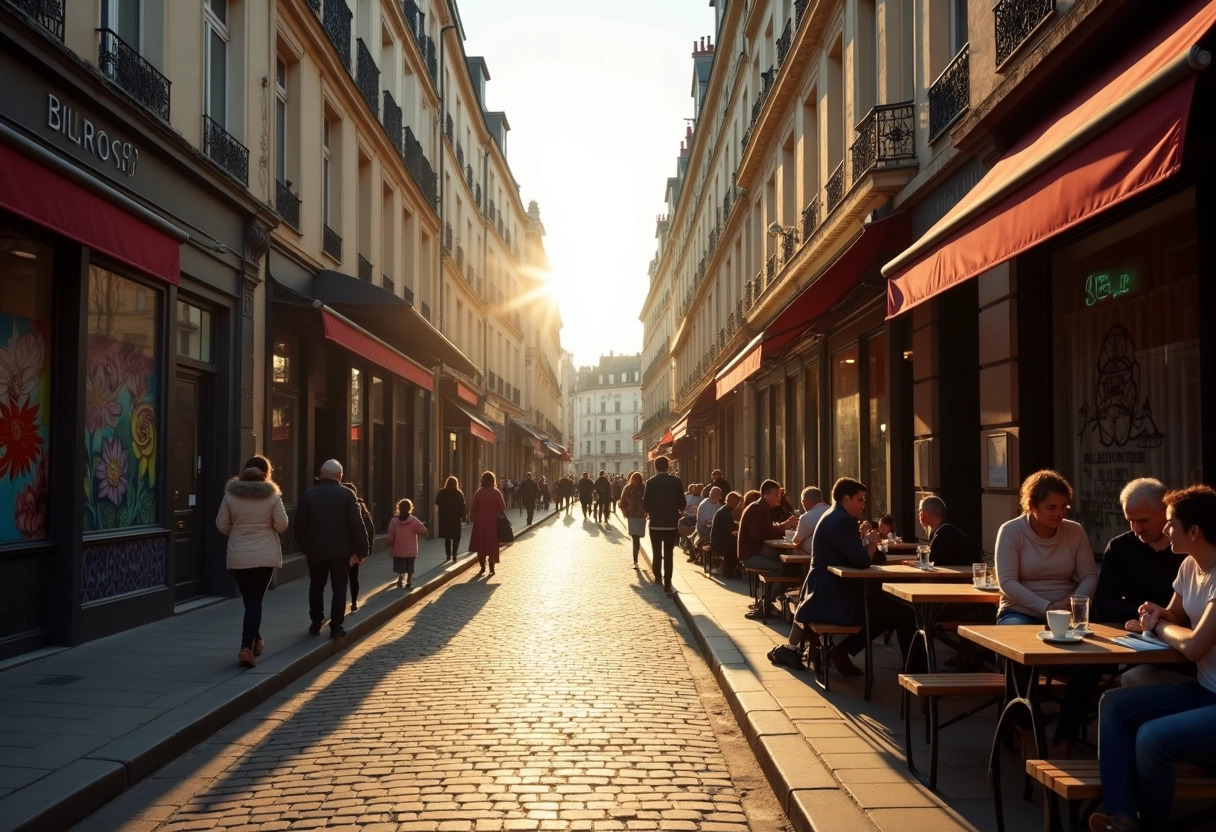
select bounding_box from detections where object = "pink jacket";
[386,514,427,557]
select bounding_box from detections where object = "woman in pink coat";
[469,470,507,576]
[386,498,427,590]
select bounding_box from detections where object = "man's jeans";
[308,559,350,629]
[1098,681,1216,830]
[649,528,678,589]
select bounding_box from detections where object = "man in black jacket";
[593,470,612,522]
[517,472,540,525]
[643,456,685,594]
[295,459,369,638]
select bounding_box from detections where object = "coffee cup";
[1046,609,1072,638]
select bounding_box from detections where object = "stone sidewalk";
[0,506,551,832]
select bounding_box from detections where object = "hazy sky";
[458,0,712,367]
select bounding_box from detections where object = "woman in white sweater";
[995,469,1100,756]
[216,455,288,668]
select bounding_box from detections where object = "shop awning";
[320,307,434,391]
[716,211,909,399]
[542,439,570,460]
[511,419,547,442]
[884,0,1216,317]
[446,398,497,444]
[0,141,182,284]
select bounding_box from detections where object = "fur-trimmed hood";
[225,478,282,499]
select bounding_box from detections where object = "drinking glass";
[1070,595,1090,633]
[916,545,931,569]
[973,563,988,587]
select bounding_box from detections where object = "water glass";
[1070,595,1090,632]
[972,563,988,587]
[916,545,931,569]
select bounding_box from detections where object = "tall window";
[614,419,620,431]
[271,333,301,505]
[204,0,229,126]
[322,117,333,224]
[274,57,287,184]
[599,419,606,432]
[615,440,621,453]
[103,0,141,48]
[832,344,861,484]
[615,401,621,413]
[600,440,606,453]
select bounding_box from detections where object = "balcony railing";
[402,0,421,41]
[202,115,249,185]
[443,221,453,254]
[780,228,797,263]
[465,163,473,189]
[323,224,342,261]
[96,28,171,121]
[825,160,845,214]
[929,43,970,141]
[794,0,810,27]
[444,113,454,142]
[994,0,1054,66]
[456,141,464,169]
[455,244,464,271]
[382,90,402,155]
[275,180,301,230]
[355,38,379,116]
[801,195,820,236]
[425,36,437,84]
[403,126,437,206]
[323,0,352,70]
[7,0,64,40]
[741,66,776,151]
[357,254,373,281]
[776,19,793,69]
[850,101,915,178]
[307,0,320,13]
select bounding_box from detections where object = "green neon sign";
[1084,269,1140,307]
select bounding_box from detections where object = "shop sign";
[1083,268,1139,307]
[45,93,141,177]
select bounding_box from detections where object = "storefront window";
[833,345,860,484]
[349,367,364,490]
[867,331,889,519]
[84,266,161,531]
[0,230,52,543]
[1053,190,1200,553]
[270,333,300,503]
[176,301,212,362]
[804,362,820,487]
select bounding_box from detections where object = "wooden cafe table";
[827,563,972,699]
[882,582,1001,673]
[957,623,1185,832]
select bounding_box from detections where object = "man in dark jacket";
[576,472,595,519]
[295,459,370,638]
[593,470,612,522]
[642,456,685,593]
[517,472,540,525]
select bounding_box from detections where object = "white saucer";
[973,584,1000,592]
[1037,631,1085,644]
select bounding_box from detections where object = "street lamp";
[767,221,794,238]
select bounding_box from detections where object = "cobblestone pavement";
[74,514,785,832]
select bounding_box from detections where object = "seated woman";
[1089,485,1216,832]
[996,469,1100,757]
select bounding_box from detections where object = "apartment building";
[571,354,644,478]
[0,0,560,659]
[641,0,1214,552]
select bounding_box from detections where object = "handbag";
[497,511,515,544]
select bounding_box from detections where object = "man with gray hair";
[696,486,723,542]
[793,486,829,555]
[1094,477,1184,624]
[294,459,370,638]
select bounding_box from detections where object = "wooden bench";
[1026,759,1216,832]
[807,623,863,691]
[754,574,801,621]
[898,672,1005,790]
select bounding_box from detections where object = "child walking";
[386,498,427,589]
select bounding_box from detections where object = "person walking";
[619,471,647,567]
[294,459,370,638]
[469,470,508,576]
[539,476,551,511]
[643,456,685,594]
[216,455,288,668]
[576,472,595,519]
[518,471,540,525]
[611,475,623,516]
[343,482,374,613]
[434,476,467,562]
[386,498,427,589]
[594,470,612,523]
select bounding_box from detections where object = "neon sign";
[1084,269,1139,307]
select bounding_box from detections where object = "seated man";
[1097,477,1191,687]
[768,477,914,675]
[793,486,829,555]
[711,491,742,575]
[738,478,799,575]
[919,495,990,668]
[697,486,723,544]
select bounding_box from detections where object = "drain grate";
[38,675,83,686]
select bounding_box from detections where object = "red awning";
[671,415,689,441]
[660,429,674,445]
[447,398,497,444]
[885,0,1216,317]
[321,308,434,391]
[455,381,478,406]
[716,211,909,400]
[0,143,180,284]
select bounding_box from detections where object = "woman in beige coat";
[216,455,288,667]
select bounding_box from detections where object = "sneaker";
[404,583,412,590]
[330,626,346,638]
[238,648,256,668]
[308,620,323,635]
[350,602,358,612]
[767,645,804,670]
[252,638,264,656]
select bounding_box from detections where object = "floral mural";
[0,317,50,542]
[83,268,160,532]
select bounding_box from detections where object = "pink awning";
[321,308,434,391]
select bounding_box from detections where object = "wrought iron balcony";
[456,141,464,168]
[202,115,249,185]
[357,254,373,281]
[382,90,402,155]
[465,163,473,188]
[929,44,970,141]
[776,19,792,69]
[794,0,810,27]
[850,101,915,178]
[475,183,482,208]
[323,0,352,71]
[443,221,453,254]
[355,38,379,116]
[97,28,171,121]
[994,0,1054,66]
[425,37,437,84]
[445,113,454,142]
[323,224,342,261]
[825,160,845,214]
[455,244,464,271]
[402,0,421,42]
[403,126,437,207]
[802,195,820,235]
[275,180,301,230]
[780,228,797,263]
[7,0,64,40]
[307,0,320,13]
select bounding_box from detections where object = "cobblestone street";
[73,515,784,832]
